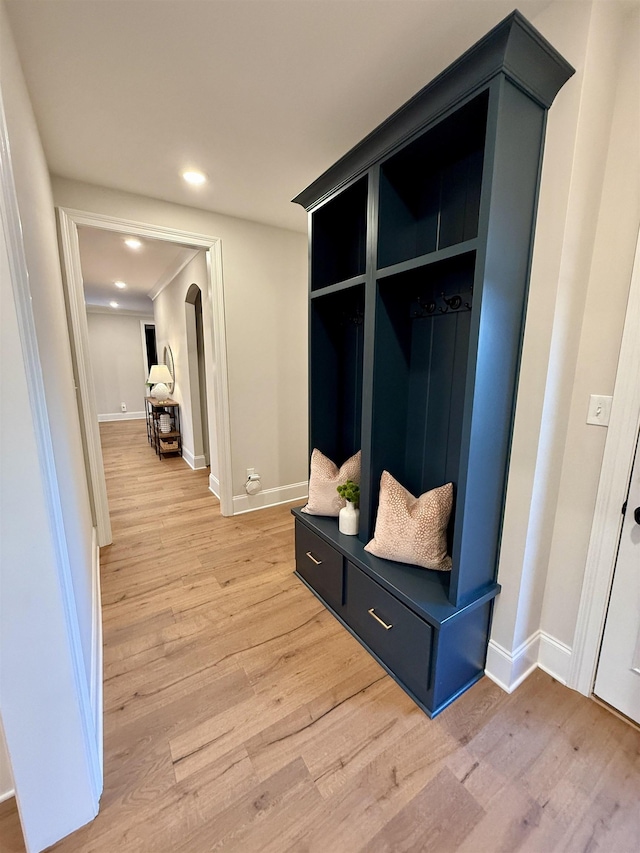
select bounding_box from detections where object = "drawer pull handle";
[368,608,392,630]
[306,551,322,566]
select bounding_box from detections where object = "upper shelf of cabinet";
[293,11,574,214]
[378,92,487,269]
[311,176,368,291]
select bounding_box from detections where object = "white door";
[594,431,640,725]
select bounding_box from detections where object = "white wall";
[539,3,640,648]
[1,4,100,849]
[1,12,95,693]
[52,177,309,504]
[153,253,211,470]
[488,0,640,688]
[86,310,152,419]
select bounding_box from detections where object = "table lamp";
[147,364,173,402]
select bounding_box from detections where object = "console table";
[144,397,182,459]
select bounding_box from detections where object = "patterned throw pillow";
[301,449,361,517]
[364,471,453,571]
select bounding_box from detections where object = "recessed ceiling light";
[182,170,207,186]
[109,301,119,308]
[124,237,142,250]
[114,280,127,289]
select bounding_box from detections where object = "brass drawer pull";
[306,551,322,566]
[368,608,392,630]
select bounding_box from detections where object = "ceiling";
[78,226,198,313]
[6,0,556,237]
[7,1,558,312]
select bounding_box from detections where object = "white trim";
[97,411,145,422]
[57,209,113,547]
[569,227,640,696]
[485,633,540,694]
[89,528,103,778]
[56,208,234,518]
[538,632,572,685]
[485,629,572,693]
[0,93,102,805]
[209,473,221,499]
[182,447,207,470]
[232,481,308,515]
[206,242,234,516]
[484,631,571,693]
[0,788,15,805]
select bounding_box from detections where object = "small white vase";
[339,500,359,536]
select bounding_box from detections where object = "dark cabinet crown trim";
[293,11,574,212]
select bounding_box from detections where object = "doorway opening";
[57,207,233,546]
[144,323,158,373]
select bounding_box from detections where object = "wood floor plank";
[174,757,322,853]
[0,799,26,853]
[3,419,639,853]
[363,766,485,853]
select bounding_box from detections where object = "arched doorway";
[185,283,210,468]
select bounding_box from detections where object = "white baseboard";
[485,630,572,693]
[538,632,572,685]
[232,481,308,515]
[182,447,208,470]
[209,473,221,498]
[485,632,540,694]
[90,529,103,780]
[97,411,145,422]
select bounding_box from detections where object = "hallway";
[1,419,639,852]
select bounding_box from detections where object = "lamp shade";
[147,364,172,385]
[148,363,173,402]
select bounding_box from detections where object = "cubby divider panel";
[378,92,488,269]
[312,177,368,290]
[310,285,365,466]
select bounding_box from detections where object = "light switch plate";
[586,394,612,426]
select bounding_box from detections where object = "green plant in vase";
[336,479,360,508]
[337,479,360,535]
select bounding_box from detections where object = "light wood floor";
[1,419,639,852]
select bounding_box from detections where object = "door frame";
[569,226,640,695]
[57,208,234,541]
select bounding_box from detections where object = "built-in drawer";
[295,521,344,611]
[344,561,433,702]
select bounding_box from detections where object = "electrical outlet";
[121,402,127,412]
[586,394,612,426]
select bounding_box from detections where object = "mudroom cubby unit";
[293,11,574,716]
